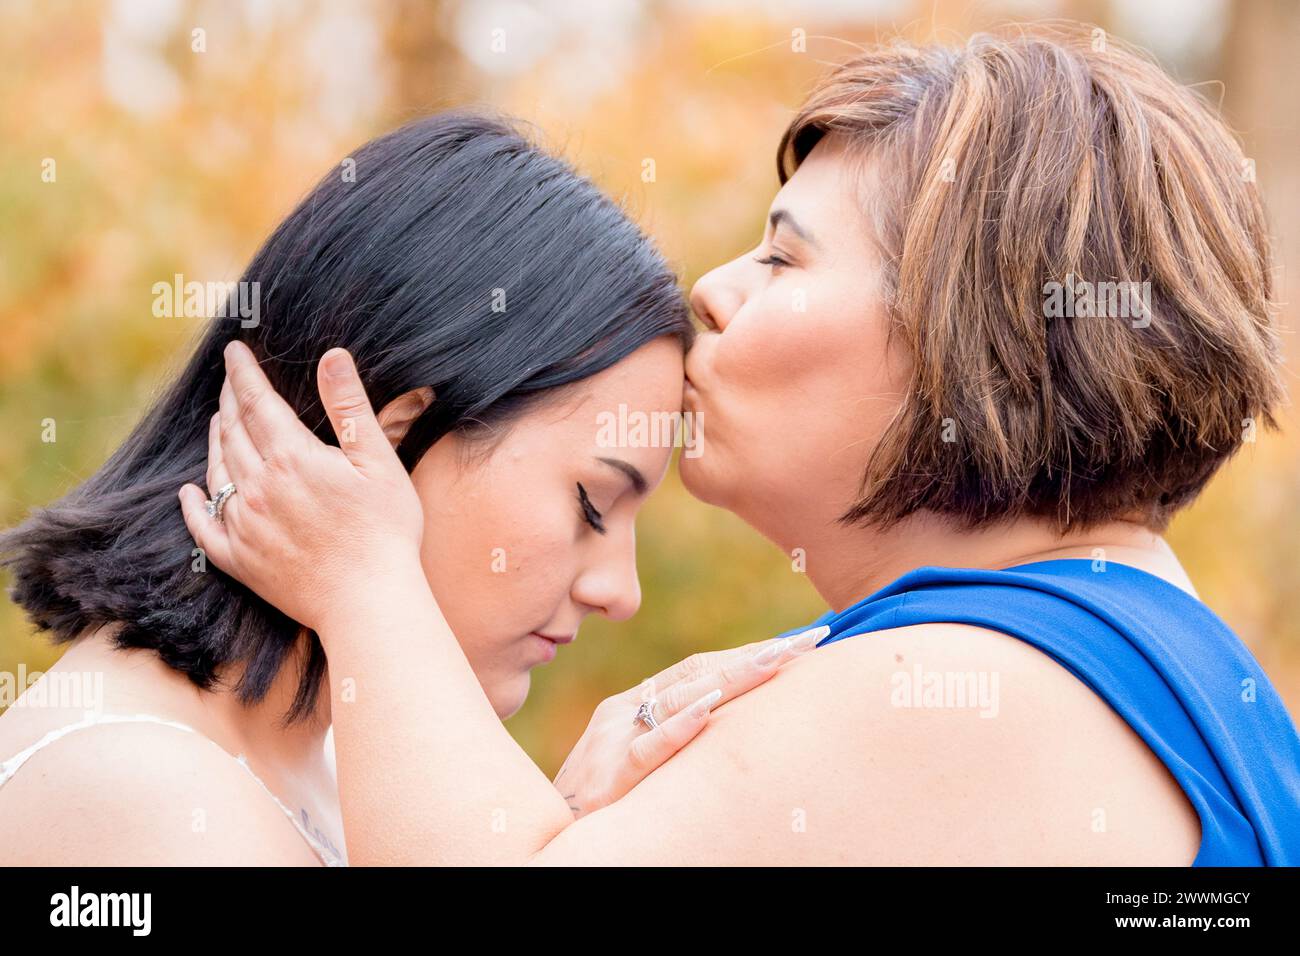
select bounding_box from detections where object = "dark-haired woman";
[0,114,819,865]
[179,27,1299,865]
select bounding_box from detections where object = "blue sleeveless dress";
[783,560,1300,865]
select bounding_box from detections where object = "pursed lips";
[531,632,576,645]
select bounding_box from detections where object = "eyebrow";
[596,456,647,495]
[769,208,820,248]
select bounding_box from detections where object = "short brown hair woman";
[170,24,1299,864]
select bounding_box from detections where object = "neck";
[790,509,1171,612]
[211,637,334,767]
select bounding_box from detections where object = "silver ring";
[206,482,237,522]
[634,698,660,731]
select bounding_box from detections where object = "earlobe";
[376,387,434,448]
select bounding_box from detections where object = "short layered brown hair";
[780,24,1285,531]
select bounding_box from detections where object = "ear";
[375,387,435,449]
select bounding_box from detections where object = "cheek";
[792,294,908,501]
[717,273,879,398]
[701,279,904,505]
[409,449,576,663]
[714,300,796,389]
[708,281,862,443]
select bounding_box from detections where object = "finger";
[654,625,829,719]
[627,688,723,775]
[204,403,244,530]
[218,377,266,486]
[316,348,392,472]
[636,677,656,704]
[223,340,314,457]
[178,483,234,572]
[646,642,768,691]
[647,626,823,692]
[206,412,230,496]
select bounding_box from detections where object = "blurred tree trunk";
[383,0,471,115]
[1219,0,1300,366]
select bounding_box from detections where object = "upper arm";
[533,622,1193,865]
[0,722,323,866]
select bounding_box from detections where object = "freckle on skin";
[895,653,904,663]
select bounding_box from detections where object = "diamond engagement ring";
[634,698,660,731]
[206,482,237,522]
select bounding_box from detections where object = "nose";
[572,531,642,623]
[689,259,745,333]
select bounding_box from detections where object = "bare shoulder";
[555,622,1200,865]
[0,717,322,865]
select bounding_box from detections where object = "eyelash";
[576,483,606,535]
[754,253,791,271]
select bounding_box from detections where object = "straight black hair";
[1,111,693,723]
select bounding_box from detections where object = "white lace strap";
[0,712,345,867]
[0,712,197,786]
[229,752,346,867]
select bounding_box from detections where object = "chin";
[486,671,532,721]
[679,452,728,508]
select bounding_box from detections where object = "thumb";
[316,348,391,471]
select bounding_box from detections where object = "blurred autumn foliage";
[2,0,1297,775]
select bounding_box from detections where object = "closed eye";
[576,482,606,534]
[754,253,791,271]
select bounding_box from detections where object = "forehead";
[774,135,877,259]
[560,338,684,417]
[519,339,684,469]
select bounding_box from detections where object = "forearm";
[320,564,574,865]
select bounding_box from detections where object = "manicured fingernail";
[788,625,830,653]
[689,688,723,718]
[323,349,352,379]
[753,638,789,666]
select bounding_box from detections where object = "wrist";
[311,543,433,641]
